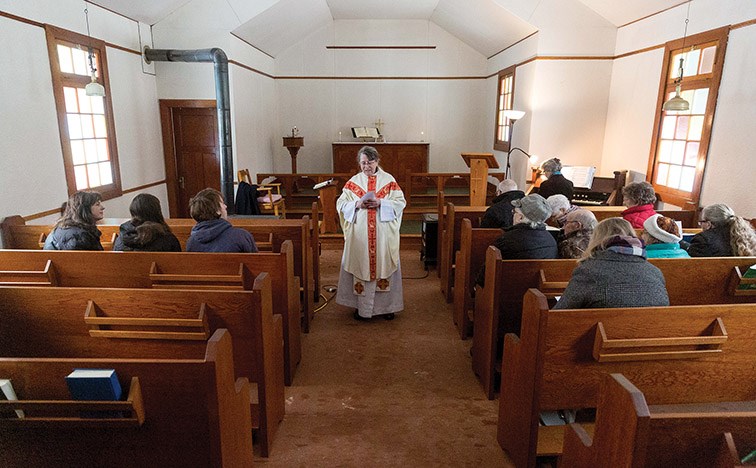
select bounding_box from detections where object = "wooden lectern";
[461,153,499,206]
[316,180,340,234]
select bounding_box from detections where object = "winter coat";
[476,223,558,286]
[43,225,103,251]
[558,229,592,259]
[621,204,656,229]
[480,190,525,229]
[537,173,574,201]
[235,181,261,215]
[685,225,733,257]
[186,218,258,253]
[553,249,669,309]
[645,242,690,259]
[113,221,182,252]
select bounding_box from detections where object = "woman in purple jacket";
[186,188,257,253]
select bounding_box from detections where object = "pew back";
[439,204,487,302]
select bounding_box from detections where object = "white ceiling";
[89,0,687,57]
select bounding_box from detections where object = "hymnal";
[66,369,122,401]
[0,379,24,418]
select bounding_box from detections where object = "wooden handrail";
[0,259,58,286]
[538,270,568,297]
[85,300,211,340]
[728,266,756,296]
[0,377,145,427]
[592,318,728,362]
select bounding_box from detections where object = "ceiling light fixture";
[84,5,105,97]
[662,1,691,112]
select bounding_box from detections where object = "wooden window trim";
[45,24,122,200]
[646,26,729,210]
[493,66,516,152]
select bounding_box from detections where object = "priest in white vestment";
[336,146,406,320]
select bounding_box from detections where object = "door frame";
[159,99,217,217]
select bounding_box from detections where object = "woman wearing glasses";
[687,204,756,257]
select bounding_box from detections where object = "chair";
[238,169,286,218]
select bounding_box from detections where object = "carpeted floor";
[255,249,511,467]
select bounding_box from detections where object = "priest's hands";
[357,199,381,210]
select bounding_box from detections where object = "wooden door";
[160,100,219,217]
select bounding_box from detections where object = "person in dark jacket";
[621,181,657,228]
[480,179,525,229]
[114,193,181,252]
[43,191,104,251]
[686,204,756,257]
[476,194,557,286]
[554,218,669,309]
[186,188,258,253]
[537,158,573,201]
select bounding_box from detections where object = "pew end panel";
[471,246,503,400]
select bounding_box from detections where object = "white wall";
[0,0,168,242]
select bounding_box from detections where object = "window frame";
[45,24,122,200]
[493,66,517,152]
[646,27,729,210]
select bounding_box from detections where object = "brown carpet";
[256,248,510,467]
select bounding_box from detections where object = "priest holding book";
[336,146,406,321]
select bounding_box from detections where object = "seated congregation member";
[546,194,578,228]
[621,181,657,228]
[558,208,597,259]
[687,203,756,257]
[114,194,181,252]
[537,158,573,201]
[553,218,669,309]
[43,191,104,251]
[642,214,689,259]
[480,179,525,229]
[186,188,258,253]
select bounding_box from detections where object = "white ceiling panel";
[576,0,687,26]
[327,0,440,19]
[90,0,194,24]
[432,0,537,58]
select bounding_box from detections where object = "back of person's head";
[496,179,518,196]
[189,188,223,222]
[642,214,682,245]
[702,204,756,256]
[622,181,656,207]
[546,194,570,216]
[129,194,166,226]
[57,191,102,230]
[566,209,597,232]
[582,217,636,260]
[511,194,551,226]
[541,158,562,174]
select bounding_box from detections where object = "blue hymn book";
[66,369,123,417]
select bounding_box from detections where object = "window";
[46,25,121,199]
[647,27,728,209]
[493,66,516,152]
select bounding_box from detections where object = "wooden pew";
[0,282,284,457]
[451,219,501,339]
[585,207,697,227]
[0,246,301,387]
[561,373,756,468]
[473,251,756,399]
[0,329,254,467]
[438,204,487,302]
[499,289,756,468]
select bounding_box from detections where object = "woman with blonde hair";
[553,218,669,309]
[687,204,756,257]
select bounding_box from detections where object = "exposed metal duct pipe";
[144,47,236,214]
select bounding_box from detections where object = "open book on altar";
[560,166,596,189]
[351,127,380,139]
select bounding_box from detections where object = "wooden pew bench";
[0,282,284,457]
[498,289,756,467]
[561,373,756,468]
[438,204,487,302]
[0,246,301,387]
[0,329,254,467]
[473,251,756,399]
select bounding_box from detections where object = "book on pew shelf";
[0,379,24,419]
[739,264,756,290]
[66,369,123,418]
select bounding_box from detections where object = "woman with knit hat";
[641,214,690,259]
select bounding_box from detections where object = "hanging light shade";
[85,72,105,97]
[662,84,689,111]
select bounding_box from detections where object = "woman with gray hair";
[537,158,573,201]
[687,204,756,257]
[621,181,657,228]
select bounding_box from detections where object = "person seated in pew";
[480,179,525,229]
[686,203,756,257]
[641,214,690,259]
[546,194,578,228]
[536,158,573,201]
[553,218,669,309]
[558,208,597,259]
[43,191,104,251]
[476,194,558,286]
[620,181,657,228]
[186,188,258,253]
[114,194,181,252]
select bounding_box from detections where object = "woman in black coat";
[537,158,574,201]
[43,191,104,251]
[114,193,181,252]
[686,204,756,257]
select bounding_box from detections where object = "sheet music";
[560,166,596,189]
